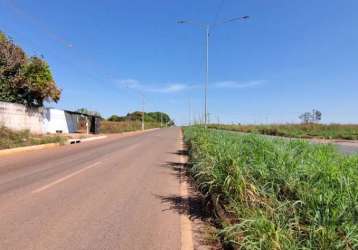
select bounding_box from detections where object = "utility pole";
[160,112,163,128]
[188,97,192,126]
[204,25,209,128]
[141,92,145,131]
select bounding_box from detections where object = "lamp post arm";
[211,16,250,30]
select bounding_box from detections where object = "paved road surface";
[334,143,358,155]
[0,128,191,250]
[221,130,358,155]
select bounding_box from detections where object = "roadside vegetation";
[209,123,358,140]
[101,111,174,133]
[108,111,174,126]
[76,108,102,118]
[0,31,61,106]
[184,126,358,249]
[0,126,66,150]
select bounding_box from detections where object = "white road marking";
[179,130,194,250]
[32,161,102,194]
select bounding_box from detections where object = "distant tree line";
[0,31,61,107]
[76,108,102,118]
[108,111,174,126]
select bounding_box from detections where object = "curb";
[0,135,108,157]
[80,135,107,142]
[179,129,194,250]
[0,129,160,157]
[0,143,61,157]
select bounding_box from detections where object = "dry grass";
[0,126,66,150]
[100,120,161,134]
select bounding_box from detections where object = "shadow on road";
[157,193,210,221]
[160,150,209,218]
[155,149,219,249]
[171,149,189,156]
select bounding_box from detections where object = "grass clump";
[184,126,358,249]
[209,123,358,140]
[100,120,161,134]
[0,126,66,150]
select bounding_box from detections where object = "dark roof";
[64,110,101,118]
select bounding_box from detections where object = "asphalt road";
[0,128,190,250]
[334,143,358,155]
[222,130,358,155]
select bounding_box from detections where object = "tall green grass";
[209,124,358,140]
[184,126,358,249]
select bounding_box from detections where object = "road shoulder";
[0,128,160,157]
[178,129,218,250]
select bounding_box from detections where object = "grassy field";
[100,120,162,134]
[0,126,66,150]
[208,123,358,140]
[184,126,358,249]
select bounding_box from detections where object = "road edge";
[0,143,61,157]
[179,129,194,250]
[0,128,161,157]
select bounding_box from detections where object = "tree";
[19,57,61,106]
[299,109,322,124]
[0,31,61,106]
[107,111,174,125]
[299,112,312,124]
[0,32,27,103]
[127,111,144,121]
[312,109,322,122]
[76,108,101,117]
[108,115,125,122]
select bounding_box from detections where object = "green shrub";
[184,127,358,249]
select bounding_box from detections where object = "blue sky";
[1,0,357,124]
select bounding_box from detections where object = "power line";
[212,0,226,26]
[3,0,167,119]
[4,0,73,48]
[3,0,118,83]
[0,22,105,87]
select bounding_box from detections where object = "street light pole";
[160,112,163,128]
[141,92,145,131]
[205,24,209,128]
[177,16,249,128]
[188,97,192,126]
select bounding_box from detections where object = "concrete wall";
[0,101,98,134]
[43,109,84,134]
[0,101,44,134]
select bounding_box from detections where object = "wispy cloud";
[116,79,141,89]
[115,79,194,93]
[214,80,267,89]
[116,78,266,93]
[148,83,190,93]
